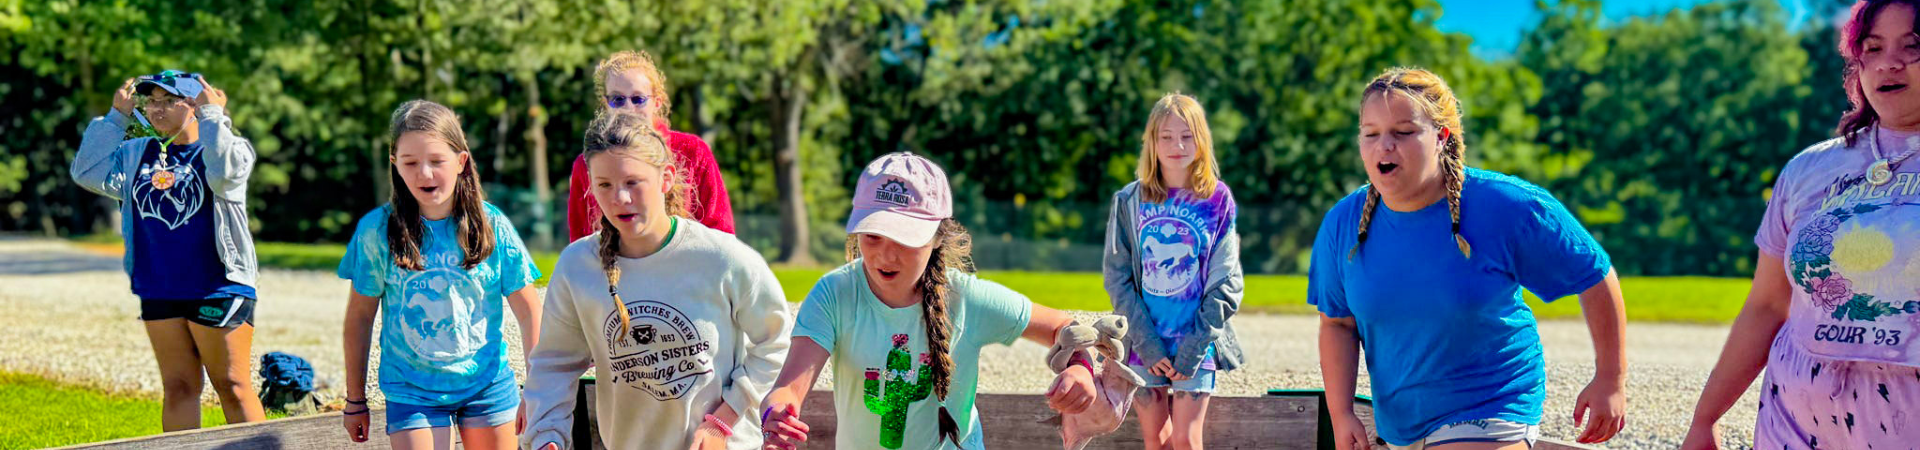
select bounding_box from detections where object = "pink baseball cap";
[846,152,952,248]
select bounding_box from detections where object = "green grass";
[80,237,1760,324]
[0,372,235,449]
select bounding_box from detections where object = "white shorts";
[1386,419,1540,450]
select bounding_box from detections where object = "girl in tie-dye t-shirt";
[1102,93,1246,450]
[338,100,543,448]
[1686,2,1920,449]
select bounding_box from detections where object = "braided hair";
[1350,68,1472,260]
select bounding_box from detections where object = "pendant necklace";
[150,133,183,190]
[1867,126,1920,186]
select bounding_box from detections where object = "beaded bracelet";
[703,414,733,437]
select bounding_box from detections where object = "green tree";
[1518,0,1835,275]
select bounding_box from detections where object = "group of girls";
[70,2,1920,448]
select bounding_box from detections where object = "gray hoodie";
[1102,181,1245,376]
[70,107,258,289]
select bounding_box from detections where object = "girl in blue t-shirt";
[1101,93,1245,450]
[1307,68,1629,450]
[338,100,543,449]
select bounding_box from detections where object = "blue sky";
[1436,0,1817,56]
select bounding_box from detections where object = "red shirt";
[567,125,735,240]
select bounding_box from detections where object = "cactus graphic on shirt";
[864,333,933,449]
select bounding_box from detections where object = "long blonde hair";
[594,50,673,121]
[582,111,690,340]
[1350,67,1472,261]
[1136,93,1221,203]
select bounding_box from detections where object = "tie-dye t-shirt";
[1127,183,1234,369]
[1757,127,1920,366]
[337,202,541,406]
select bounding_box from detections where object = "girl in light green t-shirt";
[757,152,1098,450]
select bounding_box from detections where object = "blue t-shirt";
[1306,168,1610,445]
[1128,183,1235,368]
[337,202,540,407]
[129,140,254,301]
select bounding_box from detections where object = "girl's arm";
[1684,252,1791,447]
[685,138,736,234]
[1319,313,1370,450]
[193,83,253,199]
[760,337,830,446]
[1318,313,1361,415]
[343,292,381,402]
[566,155,593,242]
[1102,190,1170,365]
[522,275,593,450]
[1573,269,1628,444]
[719,258,794,427]
[72,115,139,201]
[1024,304,1095,414]
[341,292,380,442]
[505,285,542,361]
[1177,227,1244,376]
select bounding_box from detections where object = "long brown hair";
[844,219,976,447]
[583,111,690,340]
[1350,68,1472,261]
[1836,0,1920,144]
[385,100,492,271]
[1136,93,1221,203]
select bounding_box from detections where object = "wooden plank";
[81,383,1592,450]
[54,409,411,450]
[578,377,1329,449]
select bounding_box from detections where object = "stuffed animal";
[1043,316,1146,450]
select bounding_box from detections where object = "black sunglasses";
[605,95,650,109]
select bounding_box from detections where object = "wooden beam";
[73,383,1598,450]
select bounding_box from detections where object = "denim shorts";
[1125,363,1218,394]
[384,377,520,433]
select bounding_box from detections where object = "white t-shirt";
[523,218,793,450]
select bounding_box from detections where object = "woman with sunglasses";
[1683,1,1920,448]
[70,70,267,431]
[567,50,735,241]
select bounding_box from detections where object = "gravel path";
[0,238,1759,448]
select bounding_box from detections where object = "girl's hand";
[112,78,137,115]
[1330,411,1371,450]
[1150,358,1174,378]
[689,423,728,450]
[1678,423,1722,450]
[1044,364,1096,414]
[517,402,528,434]
[1573,377,1627,444]
[195,79,227,109]
[760,403,810,450]
[342,405,371,442]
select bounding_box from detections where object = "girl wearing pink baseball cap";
[756,152,1101,450]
